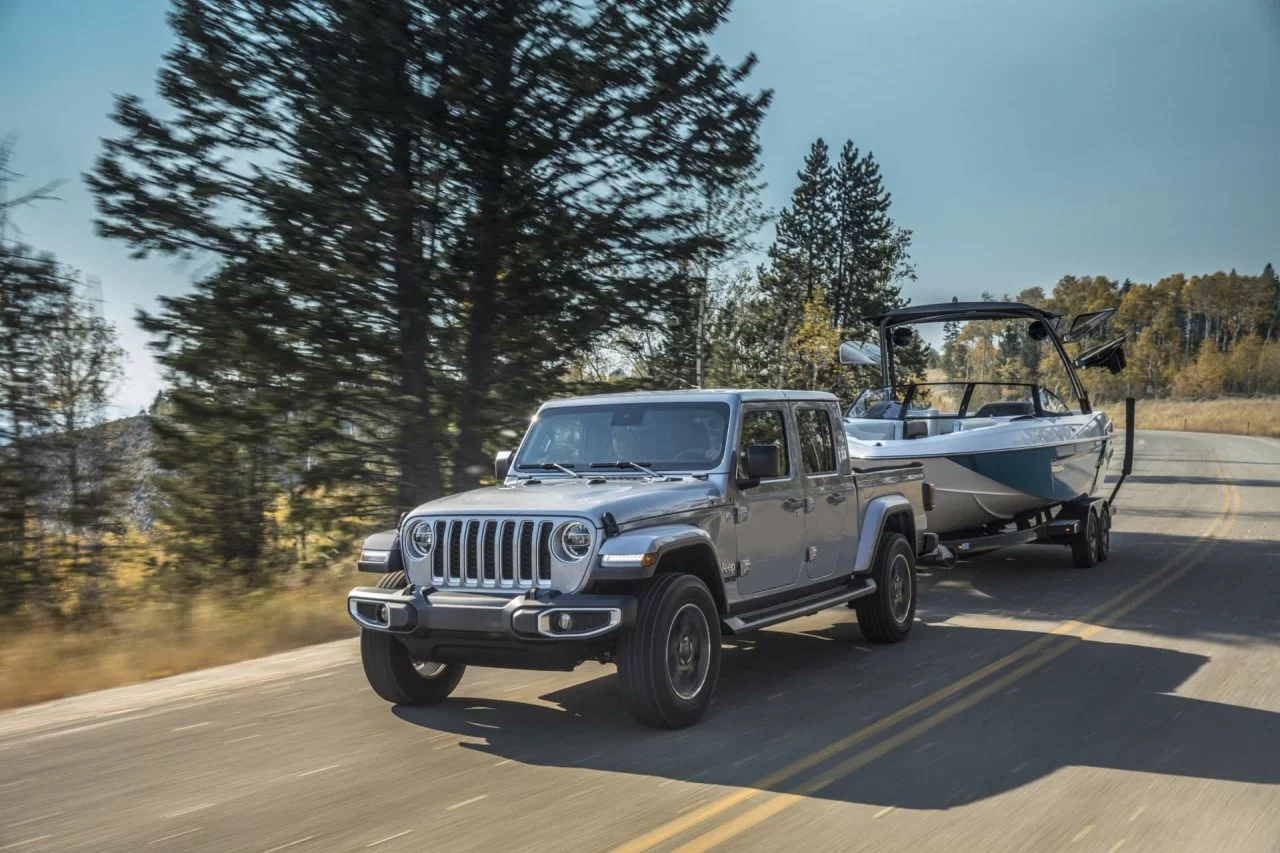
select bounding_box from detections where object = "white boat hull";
[846,414,1113,535]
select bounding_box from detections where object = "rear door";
[795,402,852,580]
[732,403,805,597]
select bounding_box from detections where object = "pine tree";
[0,144,72,615]
[768,139,835,310]
[89,0,772,531]
[829,144,914,337]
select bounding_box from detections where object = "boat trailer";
[919,397,1136,570]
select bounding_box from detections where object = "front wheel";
[359,571,466,705]
[854,531,917,643]
[616,573,722,729]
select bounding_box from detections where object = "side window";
[736,409,790,479]
[796,407,837,474]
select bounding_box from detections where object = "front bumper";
[347,584,636,642]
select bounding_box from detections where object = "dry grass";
[0,571,362,711]
[1101,396,1280,439]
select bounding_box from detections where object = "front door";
[732,404,805,597]
[795,403,850,580]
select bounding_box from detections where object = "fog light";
[556,612,573,632]
[377,604,389,624]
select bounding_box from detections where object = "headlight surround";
[403,519,434,560]
[556,520,593,561]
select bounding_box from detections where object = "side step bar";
[722,578,877,635]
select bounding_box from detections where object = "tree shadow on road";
[392,614,1280,810]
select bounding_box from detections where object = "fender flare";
[593,524,719,581]
[853,496,917,574]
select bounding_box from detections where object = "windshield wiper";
[531,462,581,479]
[590,460,661,478]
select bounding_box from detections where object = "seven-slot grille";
[418,517,558,590]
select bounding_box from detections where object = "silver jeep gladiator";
[347,389,936,728]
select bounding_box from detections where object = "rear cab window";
[796,406,837,475]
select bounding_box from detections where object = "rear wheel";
[1096,505,1111,562]
[1071,508,1100,568]
[359,571,466,706]
[854,532,917,643]
[616,573,721,729]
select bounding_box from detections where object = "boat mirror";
[838,340,881,366]
[742,443,784,481]
[1075,335,1127,374]
[1062,307,1118,343]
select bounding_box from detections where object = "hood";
[408,476,727,527]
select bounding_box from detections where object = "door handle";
[827,491,847,505]
[781,497,805,512]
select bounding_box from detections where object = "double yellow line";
[615,460,1242,853]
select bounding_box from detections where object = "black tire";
[854,532,917,644]
[616,573,722,729]
[1071,509,1099,568]
[359,571,466,706]
[1096,505,1111,562]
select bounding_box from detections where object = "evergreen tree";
[88,0,772,548]
[38,280,126,616]
[830,144,914,336]
[768,138,835,310]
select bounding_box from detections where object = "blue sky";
[2,0,1278,415]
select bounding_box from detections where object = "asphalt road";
[2,430,1278,853]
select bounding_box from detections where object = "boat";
[839,301,1128,537]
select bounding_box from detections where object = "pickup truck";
[348,389,935,728]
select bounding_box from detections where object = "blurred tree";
[39,282,126,617]
[88,0,772,547]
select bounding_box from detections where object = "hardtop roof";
[537,388,837,408]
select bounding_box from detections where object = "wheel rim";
[411,659,447,679]
[889,554,912,625]
[666,603,711,701]
[1099,512,1110,555]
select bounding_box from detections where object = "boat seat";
[973,401,1035,418]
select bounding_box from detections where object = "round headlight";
[404,520,434,559]
[557,521,592,561]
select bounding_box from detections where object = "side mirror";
[740,443,783,488]
[494,450,513,481]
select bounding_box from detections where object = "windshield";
[514,401,731,473]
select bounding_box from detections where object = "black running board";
[722,578,878,635]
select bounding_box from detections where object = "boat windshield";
[847,382,1073,421]
[514,401,731,473]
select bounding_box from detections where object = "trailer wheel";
[1071,508,1100,568]
[359,571,466,706]
[616,573,722,729]
[1096,505,1111,562]
[854,531,917,643]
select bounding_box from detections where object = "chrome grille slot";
[538,521,553,582]
[432,521,445,579]
[483,521,498,583]
[414,516,572,591]
[500,521,516,585]
[519,521,535,583]
[465,520,481,583]
[448,520,463,581]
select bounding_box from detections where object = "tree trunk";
[452,14,516,492]
[389,3,442,513]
